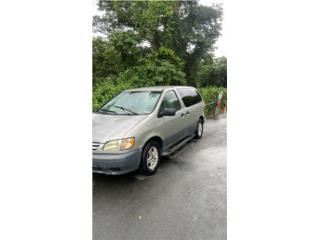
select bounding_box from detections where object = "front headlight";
[102,137,135,151]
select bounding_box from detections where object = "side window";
[194,91,202,104]
[177,88,202,107]
[159,90,181,113]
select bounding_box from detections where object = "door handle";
[180,113,185,117]
[186,111,190,116]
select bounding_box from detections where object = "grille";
[92,142,100,151]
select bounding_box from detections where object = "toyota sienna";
[92,86,205,175]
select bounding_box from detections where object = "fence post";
[214,92,223,117]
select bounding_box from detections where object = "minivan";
[92,86,205,176]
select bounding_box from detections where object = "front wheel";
[194,119,204,139]
[139,141,161,176]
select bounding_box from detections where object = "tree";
[92,37,122,86]
[93,0,223,86]
[198,56,227,87]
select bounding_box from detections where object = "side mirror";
[158,108,176,117]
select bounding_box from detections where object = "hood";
[92,113,147,143]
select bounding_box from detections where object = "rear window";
[177,88,202,107]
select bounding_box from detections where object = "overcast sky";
[92,0,225,57]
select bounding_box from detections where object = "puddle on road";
[134,175,148,181]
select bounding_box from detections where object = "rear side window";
[177,88,202,107]
[159,90,181,112]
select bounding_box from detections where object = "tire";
[194,119,204,139]
[139,140,161,176]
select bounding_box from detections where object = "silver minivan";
[93,86,205,175]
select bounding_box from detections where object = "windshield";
[98,91,162,115]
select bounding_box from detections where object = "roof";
[127,86,195,92]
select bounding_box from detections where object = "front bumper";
[92,148,142,175]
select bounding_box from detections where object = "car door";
[177,88,203,136]
[157,90,186,151]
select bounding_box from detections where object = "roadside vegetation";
[199,87,227,117]
[92,0,227,115]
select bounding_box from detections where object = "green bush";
[199,87,227,117]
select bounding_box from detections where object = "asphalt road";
[93,114,227,240]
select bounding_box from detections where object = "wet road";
[93,114,227,240]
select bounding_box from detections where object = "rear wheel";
[194,119,204,139]
[139,140,161,176]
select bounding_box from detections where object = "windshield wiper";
[113,105,138,115]
[98,109,118,114]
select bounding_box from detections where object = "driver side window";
[159,90,181,113]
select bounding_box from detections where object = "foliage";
[92,37,122,86]
[199,87,227,116]
[93,0,223,85]
[92,0,227,111]
[198,56,227,87]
